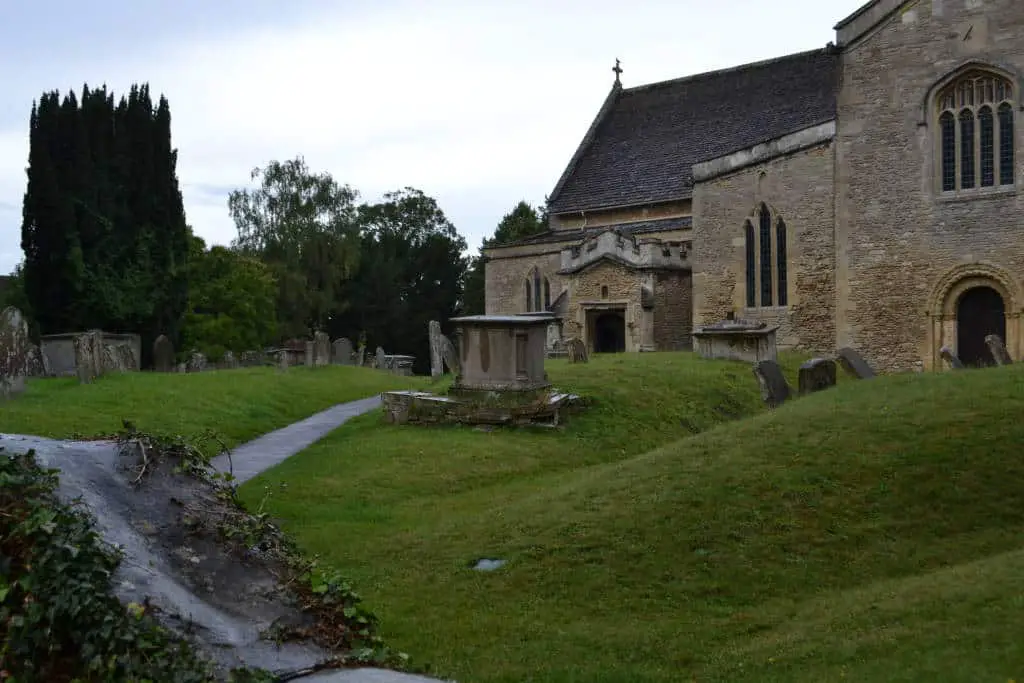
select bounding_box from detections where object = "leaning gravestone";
[428,320,444,378]
[0,306,30,399]
[567,338,588,364]
[332,337,353,365]
[153,334,175,372]
[836,347,875,379]
[940,345,964,370]
[441,333,459,376]
[798,358,837,396]
[752,359,791,409]
[984,334,1013,366]
[375,346,387,370]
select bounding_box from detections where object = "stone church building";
[483,0,1024,372]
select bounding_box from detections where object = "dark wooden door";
[957,286,1005,367]
[594,312,626,353]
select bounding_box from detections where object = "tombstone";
[304,341,315,367]
[428,320,444,378]
[984,334,1013,366]
[0,306,30,399]
[73,330,103,384]
[836,347,876,379]
[238,350,261,367]
[940,345,964,370]
[313,331,331,367]
[186,351,207,373]
[278,349,289,372]
[440,333,459,376]
[23,344,49,378]
[375,346,387,370]
[332,337,353,365]
[153,334,175,372]
[566,338,589,364]
[221,350,238,369]
[798,358,837,396]
[752,359,791,409]
[355,345,366,367]
[176,362,187,373]
[102,344,135,373]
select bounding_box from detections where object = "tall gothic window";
[744,220,756,307]
[743,204,788,309]
[524,281,532,312]
[524,268,550,312]
[938,70,1015,192]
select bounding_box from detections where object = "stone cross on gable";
[612,58,623,84]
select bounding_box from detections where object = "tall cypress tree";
[20,83,190,365]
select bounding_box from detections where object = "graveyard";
[234,351,1024,683]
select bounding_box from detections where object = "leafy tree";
[20,83,190,365]
[333,188,467,373]
[463,200,548,314]
[228,157,361,339]
[179,234,277,361]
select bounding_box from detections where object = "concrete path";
[210,395,382,485]
[207,395,454,682]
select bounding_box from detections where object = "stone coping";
[449,314,553,326]
[694,325,779,336]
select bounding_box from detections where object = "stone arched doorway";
[956,286,1006,367]
[927,263,1020,370]
[593,312,626,353]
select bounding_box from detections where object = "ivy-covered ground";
[0,365,430,681]
[244,354,1024,682]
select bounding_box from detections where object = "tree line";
[4,83,549,374]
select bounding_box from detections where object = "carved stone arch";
[920,60,1022,124]
[927,262,1020,317]
[925,262,1023,369]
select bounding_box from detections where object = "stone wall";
[692,141,836,353]
[835,0,1024,371]
[484,249,566,315]
[653,271,693,351]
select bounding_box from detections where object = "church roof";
[546,48,840,215]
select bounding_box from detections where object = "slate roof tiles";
[547,48,840,215]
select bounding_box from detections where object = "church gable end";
[546,49,839,215]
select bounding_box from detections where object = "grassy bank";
[0,365,425,446]
[244,356,1024,682]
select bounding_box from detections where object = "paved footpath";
[209,395,382,485]
[209,395,454,682]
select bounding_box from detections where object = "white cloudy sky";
[0,0,855,274]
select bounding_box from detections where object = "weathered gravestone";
[313,331,330,367]
[304,341,315,367]
[239,350,262,367]
[836,347,876,379]
[355,343,366,367]
[985,334,1013,366]
[278,349,289,372]
[428,320,444,378]
[153,334,175,372]
[940,345,964,370]
[752,359,791,409]
[375,346,387,370]
[186,351,207,373]
[24,344,49,378]
[101,344,136,373]
[567,338,588,364]
[440,333,459,376]
[798,358,837,396]
[332,337,353,365]
[73,330,104,384]
[221,350,238,369]
[0,306,30,399]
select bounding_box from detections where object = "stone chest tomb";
[450,314,551,395]
[693,318,778,364]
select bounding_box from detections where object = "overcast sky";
[0,0,856,274]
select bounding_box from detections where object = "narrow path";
[210,395,382,485]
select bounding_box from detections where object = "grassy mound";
[0,365,424,445]
[245,356,1024,682]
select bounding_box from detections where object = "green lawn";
[0,365,425,446]
[242,354,1024,683]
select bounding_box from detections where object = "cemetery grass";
[243,357,1024,682]
[0,365,425,447]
